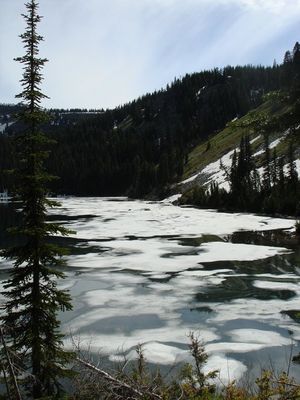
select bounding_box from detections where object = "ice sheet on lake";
[67,239,290,273]
[8,197,298,383]
[1,197,300,386]
[67,281,194,331]
[110,344,248,384]
[51,198,295,240]
[65,327,219,356]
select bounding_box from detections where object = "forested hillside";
[0,44,299,198]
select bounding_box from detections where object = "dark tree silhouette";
[1,1,73,398]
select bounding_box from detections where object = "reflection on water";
[0,198,300,383]
[196,276,296,302]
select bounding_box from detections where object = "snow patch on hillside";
[0,122,13,133]
[180,130,300,192]
[257,159,300,180]
[181,172,200,184]
[0,123,6,133]
[295,159,300,174]
[253,132,288,157]
[196,86,206,97]
[201,148,235,191]
[181,135,262,189]
[250,135,261,144]
[162,193,182,203]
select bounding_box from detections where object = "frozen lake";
[1,197,300,383]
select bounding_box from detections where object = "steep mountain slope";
[176,85,300,216]
[0,43,299,201]
[179,95,300,193]
[0,64,285,195]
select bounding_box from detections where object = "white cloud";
[1,0,300,108]
[222,0,300,13]
[144,0,300,13]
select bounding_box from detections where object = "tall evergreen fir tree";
[1,1,73,398]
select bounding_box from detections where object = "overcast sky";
[1,0,300,109]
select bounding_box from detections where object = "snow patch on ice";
[64,327,219,356]
[110,342,189,365]
[207,295,300,325]
[203,355,247,385]
[252,280,300,292]
[180,269,233,277]
[66,240,290,273]
[228,329,291,346]
[109,342,250,385]
[206,342,266,354]
[197,241,290,262]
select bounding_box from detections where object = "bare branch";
[76,357,162,400]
